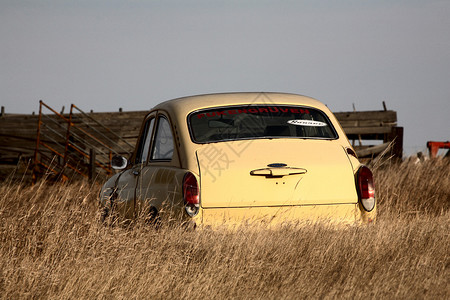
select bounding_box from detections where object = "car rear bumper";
[194,203,375,228]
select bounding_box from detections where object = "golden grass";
[0,159,449,299]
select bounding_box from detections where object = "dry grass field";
[0,158,449,299]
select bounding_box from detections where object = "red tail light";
[183,173,199,216]
[357,166,375,211]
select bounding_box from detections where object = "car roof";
[152,92,329,116]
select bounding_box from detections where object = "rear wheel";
[99,200,117,225]
[100,206,110,223]
[145,207,161,228]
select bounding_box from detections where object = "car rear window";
[188,105,338,143]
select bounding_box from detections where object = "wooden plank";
[338,120,397,128]
[356,143,390,157]
[334,110,397,122]
[0,121,37,127]
[347,133,386,141]
[0,145,35,153]
[0,114,39,121]
[0,139,36,152]
[342,126,393,135]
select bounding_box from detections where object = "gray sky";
[1,0,449,155]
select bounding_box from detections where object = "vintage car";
[99,92,376,227]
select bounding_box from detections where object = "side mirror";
[111,155,128,170]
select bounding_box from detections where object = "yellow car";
[99,92,376,227]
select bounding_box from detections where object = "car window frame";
[186,104,339,144]
[133,114,156,165]
[150,114,176,163]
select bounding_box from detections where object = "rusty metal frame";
[71,104,133,152]
[33,100,126,181]
[427,141,450,158]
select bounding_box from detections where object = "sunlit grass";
[0,158,449,299]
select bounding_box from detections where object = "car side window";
[135,118,155,164]
[151,116,174,161]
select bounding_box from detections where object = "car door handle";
[250,167,307,177]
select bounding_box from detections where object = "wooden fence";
[0,105,146,182]
[334,109,403,160]
[0,103,403,182]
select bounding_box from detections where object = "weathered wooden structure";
[0,103,146,182]
[334,107,403,160]
[0,102,403,182]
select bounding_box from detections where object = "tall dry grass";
[0,158,449,299]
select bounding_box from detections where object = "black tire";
[100,206,110,223]
[100,203,117,225]
[145,207,161,228]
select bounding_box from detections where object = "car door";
[136,112,181,219]
[115,114,156,220]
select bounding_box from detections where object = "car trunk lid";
[196,139,357,208]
